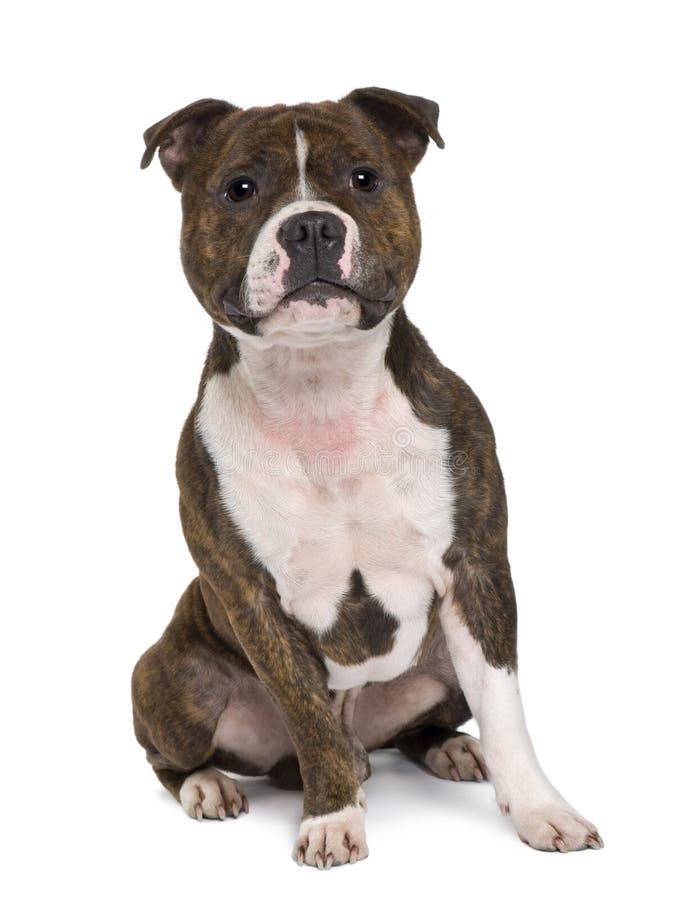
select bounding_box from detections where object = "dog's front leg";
[202,576,367,868]
[439,556,603,852]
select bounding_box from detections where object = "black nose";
[280,211,345,248]
[278,211,347,285]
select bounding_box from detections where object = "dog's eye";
[225,177,256,202]
[351,169,379,192]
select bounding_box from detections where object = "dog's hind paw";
[179,768,249,820]
[424,733,488,782]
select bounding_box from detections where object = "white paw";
[424,733,488,782]
[179,768,249,820]
[511,802,603,852]
[293,802,368,868]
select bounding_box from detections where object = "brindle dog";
[132,87,602,867]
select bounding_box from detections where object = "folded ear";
[140,98,238,189]
[341,86,444,172]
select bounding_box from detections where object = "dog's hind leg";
[131,577,291,819]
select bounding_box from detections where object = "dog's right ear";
[140,98,238,190]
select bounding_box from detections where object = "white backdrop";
[2,1,695,897]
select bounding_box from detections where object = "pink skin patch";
[337,243,353,280]
[253,407,359,455]
[282,297,350,321]
[244,325,388,456]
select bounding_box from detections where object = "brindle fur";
[132,88,517,828]
[386,307,518,670]
[319,570,398,666]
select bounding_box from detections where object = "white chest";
[197,330,455,689]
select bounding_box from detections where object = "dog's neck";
[232,315,394,430]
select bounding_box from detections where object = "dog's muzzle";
[220,207,396,334]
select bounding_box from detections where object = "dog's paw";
[512,803,603,852]
[293,803,368,868]
[180,768,249,821]
[424,733,488,782]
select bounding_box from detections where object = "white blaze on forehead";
[295,125,311,200]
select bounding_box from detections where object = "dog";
[132,87,603,867]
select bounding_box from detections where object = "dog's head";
[142,88,443,343]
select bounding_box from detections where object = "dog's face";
[142,88,443,343]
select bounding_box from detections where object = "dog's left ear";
[342,87,444,172]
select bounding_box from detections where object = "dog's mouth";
[278,279,360,307]
[222,278,396,334]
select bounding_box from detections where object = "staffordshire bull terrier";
[132,87,603,867]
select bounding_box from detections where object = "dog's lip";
[220,279,396,330]
[221,299,258,330]
[279,278,398,309]
[279,279,360,306]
